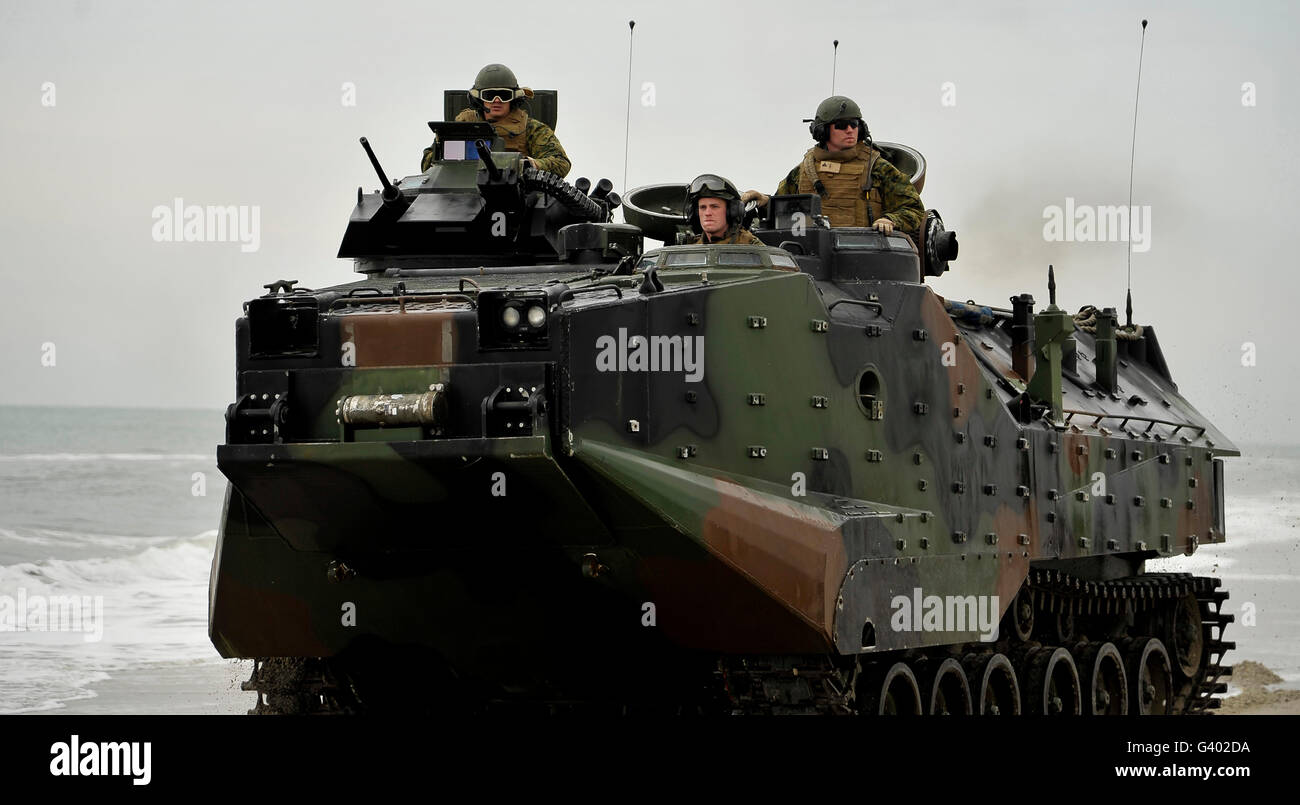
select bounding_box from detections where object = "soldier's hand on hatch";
[741,190,769,207]
[873,218,895,235]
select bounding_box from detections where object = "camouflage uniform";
[421,108,571,177]
[775,142,923,233]
[686,228,762,245]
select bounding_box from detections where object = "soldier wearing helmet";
[421,63,572,177]
[742,96,923,236]
[683,174,762,245]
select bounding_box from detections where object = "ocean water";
[0,405,1295,713]
[0,406,228,713]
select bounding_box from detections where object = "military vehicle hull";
[212,241,1233,714]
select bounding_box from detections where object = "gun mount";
[337,124,634,273]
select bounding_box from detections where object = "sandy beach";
[1216,661,1300,716]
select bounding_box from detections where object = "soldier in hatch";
[683,174,762,245]
[421,63,571,177]
[741,95,923,237]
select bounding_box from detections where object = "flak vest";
[795,143,884,228]
[454,107,532,156]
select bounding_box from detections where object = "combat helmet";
[685,174,744,234]
[808,95,871,146]
[468,63,534,110]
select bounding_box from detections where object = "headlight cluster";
[478,289,559,350]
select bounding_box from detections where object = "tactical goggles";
[831,119,860,131]
[473,87,520,103]
[687,174,734,197]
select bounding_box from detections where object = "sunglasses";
[831,119,859,131]
[475,88,518,103]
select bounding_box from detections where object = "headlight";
[502,306,521,329]
[526,305,546,328]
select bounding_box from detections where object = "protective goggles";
[687,174,734,197]
[473,87,520,103]
[831,119,860,131]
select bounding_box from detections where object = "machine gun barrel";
[474,139,503,182]
[359,137,401,203]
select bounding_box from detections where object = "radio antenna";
[623,20,636,192]
[831,40,839,94]
[1125,19,1148,328]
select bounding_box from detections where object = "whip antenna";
[1125,19,1147,327]
[623,20,636,192]
[831,40,839,94]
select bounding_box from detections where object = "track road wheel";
[1073,642,1128,715]
[1124,637,1174,715]
[925,658,973,715]
[857,661,923,715]
[962,653,1021,715]
[1003,588,1034,642]
[1053,611,1076,643]
[1165,593,1205,679]
[1034,606,1075,644]
[1020,646,1081,715]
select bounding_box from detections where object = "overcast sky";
[1,0,1295,446]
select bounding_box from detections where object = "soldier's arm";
[774,166,800,196]
[525,121,572,178]
[421,146,436,172]
[875,159,925,233]
[742,167,799,207]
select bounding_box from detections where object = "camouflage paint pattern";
[214,257,1232,664]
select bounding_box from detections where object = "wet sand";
[54,659,254,715]
[1226,698,1300,715]
[43,656,1300,716]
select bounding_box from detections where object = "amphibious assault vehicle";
[210,100,1234,715]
